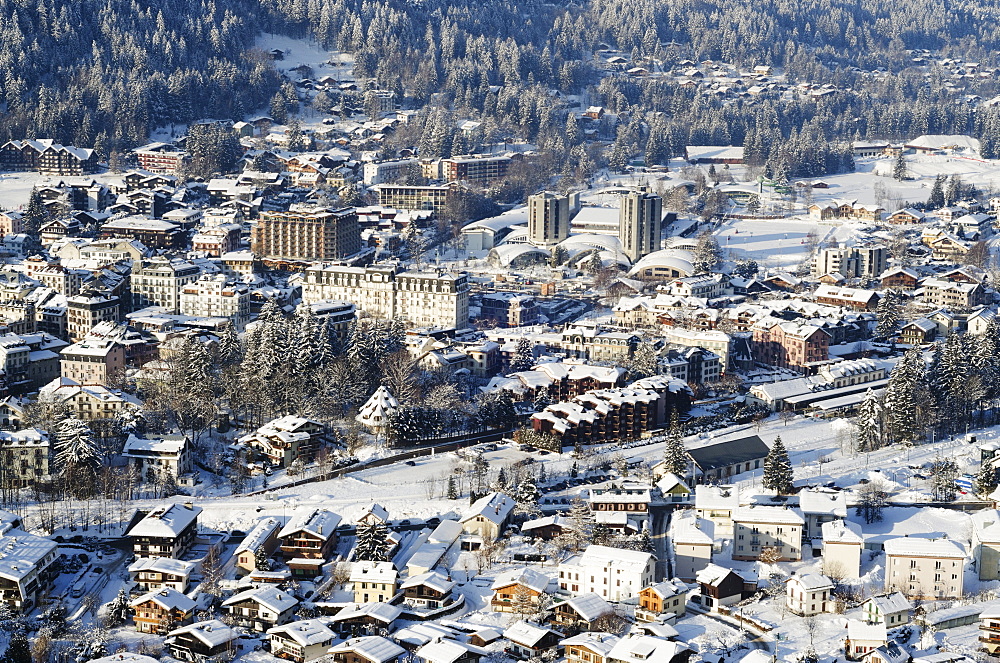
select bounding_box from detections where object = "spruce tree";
[927,175,946,209]
[447,476,458,499]
[855,389,884,452]
[977,459,997,497]
[874,290,900,340]
[661,411,689,477]
[882,348,922,445]
[509,338,535,372]
[892,151,907,181]
[762,436,793,494]
[355,522,391,562]
[1,630,30,663]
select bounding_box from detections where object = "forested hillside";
[5,0,1000,166]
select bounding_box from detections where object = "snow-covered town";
[9,6,1000,663]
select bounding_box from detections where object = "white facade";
[558,544,656,602]
[132,257,200,313]
[179,274,251,330]
[785,574,833,616]
[301,264,469,330]
[731,506,804,562]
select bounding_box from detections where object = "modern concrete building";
[251,207,361,261]
[619,191,662,262]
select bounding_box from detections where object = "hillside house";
[636,579,689,623]
[504,621,563,659]
[129,556,195,593]
[235,517,281,576]
[222,586,298,632]
[491,568,552,612]
[822,519,864,579]
[329,637,406,663]
[862,592,910,627]
[350,561,398,604]
[267,619,337,662]
[786,574,833,616]
[460,492,516,543]
[689,437,769,483]
[558,545,655,602]
[278,509,341,577]
[401,571,456,610]
[549,593,614,631]
[130,588,195,634]
[732,506,804,562]
[670,511,714,582]
[126,503,201,559]
[240,415,327,468]
[695,564,755,610]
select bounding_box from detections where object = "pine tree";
[532,386,552,412]
[875,290,900,340]
[855,389,884,452]
[628,342,659,380]
[927,175,946,209]
[882,348,923,445]
[892,151,907,181]
[254,547,271,572]
[1,630,30,663]
[692,230,723,274]
[566,496,593,551]
[762,436,793,494]
[55,418,100,471]
[447,475,458,499]
[21,189,48,252]
[105,587,132,626]
[355,522,391,562]
[509,338,535,372]
[977,459,997,497]
[661,411,688,477]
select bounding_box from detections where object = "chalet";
[814,285,880,311]
[129,556,195,593]
[239,415,328,468]
[887,208,926,224]
[845,620,887,660]
[561,633,619,663]
[785,574,833,616]
[278,508,341,577]
[221,586,298,632]
[606,635,693,663]
[504,621,562,659]
[0,139,97,175]
[357,503,390,527]
[130,588,196,634]
[636,579,689,623]
[165,620,238,662]
[862,592,910,627]
[979,603,1000,655]
[822,519,864,579]
[414,639,484,663]
[966,307,996,336]
[899,319,937,346]
[401,570,456,610]
[350,561,398,604]
[928,232,971,261]
[329,636,406,663]
[126,503,201,559]
[460,492,516,543]
[331,602,402,637]
[0,529,59,611]
[549,593,614,630]
[688,436,769,482]
[491,568,552,612]
[234,517,281,575]
[267,619,337,662]
[121,434,192,484]
[695,564,755,610]
[520,515,571,541]
[880,267,920,289]
[654,473,692,504]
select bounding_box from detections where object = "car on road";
[71,587,85,599]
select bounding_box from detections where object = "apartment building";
[0,529,59,610]
[66,293,120,341]
[179,275,251,330]
[619,191,662,262]
[134,143,189,174]
[920,278,988,309]
[527,191,575,246]
[132,257,201,313]
[59,338,126,385]
[883,537,966,599]
[129,556,196,593]
[751,320,830,373]
[558,544,656,602]
[0,429,51,486]
[811,245,887,279]
[301,264,470,329]
[441,154,511,186]
[373,184,452,212]
[362,159,418,185]
[731,506,805,562]
[126,503,202,559]
[251,207,361,261]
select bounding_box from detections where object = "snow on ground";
[256,33,355,82]
[713,217,827,269]
[0,171,43,210]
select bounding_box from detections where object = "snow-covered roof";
[222,586,298,614]
[670,511,714,545]
[329,636,405,663]
[572,544,654,572]
[694,484,739,511]
[787,573,832,592]
[356,386,400,427]
[645,579,689,599]
[128,556,195,577]
[695,563,744,587]
[732,506,804,526]
[166,620,236,648]
[130,587,196,612]
[401,570,454,595]
[520,515,570,533]
[491,567,552,593]
[504,621,558,647]
[127,503,201,539]
[267,619,336,646]
[123,434,188,456]
[235,517,281,556]
[882,537,966,559]
[460,492,516,526]
[278,508,341,540]
[359,503,390,523]
[559,633,620,656]
[332,601,402,624]
[414,639,480,663]
[606,634,691,663]
[822,519,863,544]
[558,592,613,621]
[865,592,911,615]
[798,488,847,517]
[89,655,159,663]
[847,619,887,642]
[350,561,398,584]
